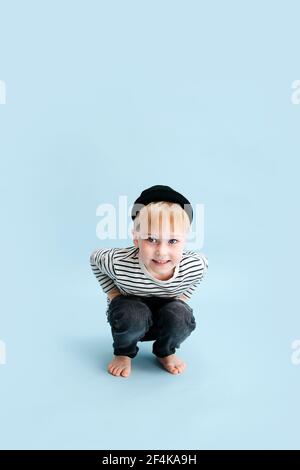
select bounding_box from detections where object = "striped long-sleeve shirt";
[90,246,208,314]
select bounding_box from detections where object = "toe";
[121,369,130,377]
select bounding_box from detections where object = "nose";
[155,242,169,259]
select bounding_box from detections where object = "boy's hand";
[178,294,189,302]
[107,287,122,301]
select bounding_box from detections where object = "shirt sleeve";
[89,248,117,294]
[178,252,208,300]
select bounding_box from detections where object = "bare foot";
[157,354,187,374]
[108,355,131,378]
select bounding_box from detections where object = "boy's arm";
[178,253,208,301]
[90,248,121,297]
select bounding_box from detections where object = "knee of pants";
[107,296,152,331]
[158,300,196,332]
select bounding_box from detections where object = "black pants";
[107,295,196,359]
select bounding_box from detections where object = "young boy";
[90,185,208,378]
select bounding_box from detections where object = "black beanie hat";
[131,185,193,223]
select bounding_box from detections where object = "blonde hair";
[133,201,191,239]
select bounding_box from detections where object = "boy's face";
[133,227,187,280]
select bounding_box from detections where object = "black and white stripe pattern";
[90,246,208,306]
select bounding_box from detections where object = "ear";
[132,228,138,247]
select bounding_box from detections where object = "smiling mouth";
[152,260,170,265]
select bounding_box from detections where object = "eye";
[147,237,157,243]
[147,237,178,244]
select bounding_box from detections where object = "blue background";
[1,0,300,450]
